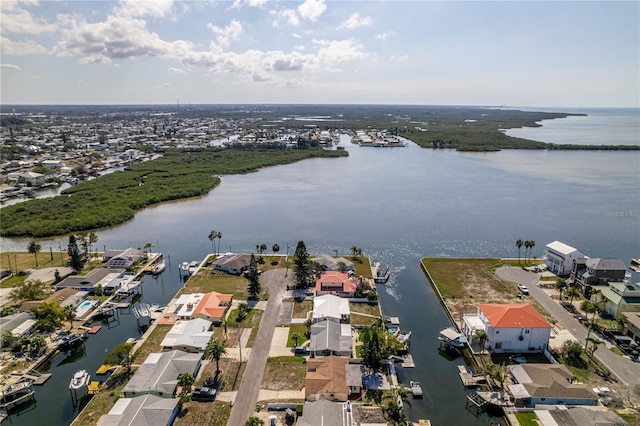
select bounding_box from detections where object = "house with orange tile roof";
[461,304,552,353]
[315,271,357,297]
[171,291,232,325]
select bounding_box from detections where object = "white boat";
[410,381,423,398]
[69,370,90,390]
[151,261,166,275]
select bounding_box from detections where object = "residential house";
[97,394,180,426]
[461,304,552,353]
[543,241,585,276]
[160,319,213,352]
[7,171,45,185]
[123,351,202,398]
[570,258,627,295]
[313,294,350,323]
[213,253,252,275]
[0,312,36,338]
[508,364,598,407]
[623,312,640,344]
[309,320,353,357]
[20,288,87,312]
[537,406,629,426]
[170,291,232,324]
[312,255,355,272]
[305,356,351,401]
[55,268,125,294]
[597,281,640,318]
[315,271,357,297]
[103,248,146,269]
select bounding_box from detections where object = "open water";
[1,108,639,425]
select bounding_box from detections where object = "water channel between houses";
[2,126,639,425]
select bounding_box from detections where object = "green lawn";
[185,267,253,300]
[515,412,538,426]
[349,302,381,317]
[262,356,307,391]
[350,313,377,327]
[421,258,509,299]
[131,324,173,364]
[347,256,373,278]
[287,324,309,347]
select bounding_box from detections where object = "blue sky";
[1,0,638,106]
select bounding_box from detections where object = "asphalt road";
[227,268,293,426]
[496,267,640,387]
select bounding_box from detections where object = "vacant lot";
[262,356,306,391]
[196,358,247,392]
[292,300,312,318]
[349,302,380,317]
[421,258,525,321]
[185,268,251,299]
[131,324,172,364]
[175,400,231,426]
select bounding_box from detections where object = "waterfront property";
[97,394,180,426]
[569,257,628,295]
[19,288,88,313]
[305,356,354,402]
[623,312,640,344]
[55,268,126,294]
[314,271,357,297]
[309,320,353,357]
[213,252,252,275]
[103,248,146,269]
[508,364,598,407]
[312,294,350,323]
[543,241,585,276]
[461,304,552,353]
[123,350,202,398]
[163,291,232,324]
[160,318,213,352]
[0,312,36,338]
[596,280,640,318]
[312,255,355,272]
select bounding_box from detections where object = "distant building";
[55,268,125,294]
[598,281,640,318]
[312,255,355,272]
[103,248,146,269]
[543,241,585,276]
[213,253,252,275]
[570,258,627,295]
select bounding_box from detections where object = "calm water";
[2,108,639,425]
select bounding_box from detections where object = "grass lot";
[287,324,309,347]
[421,258,506,299]
[196,358,247,392]
[185,268,251,299]
[515,412,538,426]
[350,313,378,327]
[1,251,71,288]
[174,400,231,426]
[347,256,373,278]
[349,302,381,317]
[227,308,263,347]
[131,324,172,364]
[292,300,312,318]
[262,356,307,391]
[71,369,130,426]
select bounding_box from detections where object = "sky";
[1,0,638,107]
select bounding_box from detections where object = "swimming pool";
[75,300,98,318]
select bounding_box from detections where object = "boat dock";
[410,381,423,398]
[372,262,390,283]
[458,365,486,387]
[0,379,36,412]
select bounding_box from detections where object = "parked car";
[517,284,529,295]
[191,386,217,402]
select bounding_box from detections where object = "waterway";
[1,108,639,425]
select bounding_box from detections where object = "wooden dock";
[458,365,486,387]
[401,354,415,368]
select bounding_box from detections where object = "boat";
[151,260,166,275]
[410,381,423,398]
[69,370,90,390]
[180,260,200,275]
[438,327,467,350]
[58,332,86,349]
[0,379,35,411]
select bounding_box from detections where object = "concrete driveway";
[227,268,294,426]
[496,267,640,387]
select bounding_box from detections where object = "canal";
[2,126,639,425]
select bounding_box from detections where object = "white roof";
[313,294,350,321]
[546,241,578,255]
[161,318,212,350]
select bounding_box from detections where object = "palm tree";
[291,332,302,347]
[585,337,602,362]
[529,240,536,260]
[372,315,386,331]
[28,240,42,267]
[566,286,581,306]
[216,232,223,255]
[208,230,217,255]
[473,330,489,353]
[29,335,47,356]
[178,372,195,391]
[143,242,154,255]
[237,302,249,321]
[350,246,358,258]
[616,315,628,333]
[516,239,523,263]
[555,278,568,299]
[63,305,76,330]
[205,338,227,374]
[524,240,533,262]
[272,243,280,254]
[244,417,264,426]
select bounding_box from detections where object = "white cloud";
[231,0,268,9]
[0,63,22,70]
[207,19,243,48]
[391,54,408,62]
[375,31,396,41]
[0,0,56,34]
[115,0,174,19]
[292,32,301,39]
[168,67,186,74]
[271,9,300,27]
[298,0,326,22]
[1,36,47,55]
[338,13,372,30]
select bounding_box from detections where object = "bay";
[2,108,639,425]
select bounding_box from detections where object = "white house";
[462,304,552,353]
[543,241,586,276]
[313,294,350,323]
[160,318,213,352]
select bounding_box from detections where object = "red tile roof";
[193,291,232,319]
[479,304,551,329]
[315,271,356,293]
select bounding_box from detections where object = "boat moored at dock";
[410,381,423,398]
[69,370,90,390]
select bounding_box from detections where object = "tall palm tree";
[205,338,227,374]
[529,240,536,260]
[516,239,523,263]
[208,230,217,255]
[178,372,195,390]
[28,240,41,267]
[473,330,489,352]
[524,240,532,262]
[350,246,358,258]
[555,278,568,299]
[291,332,301,347]
[216,232,223,255]
[566,286,581,306]
[63,305,76,330]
